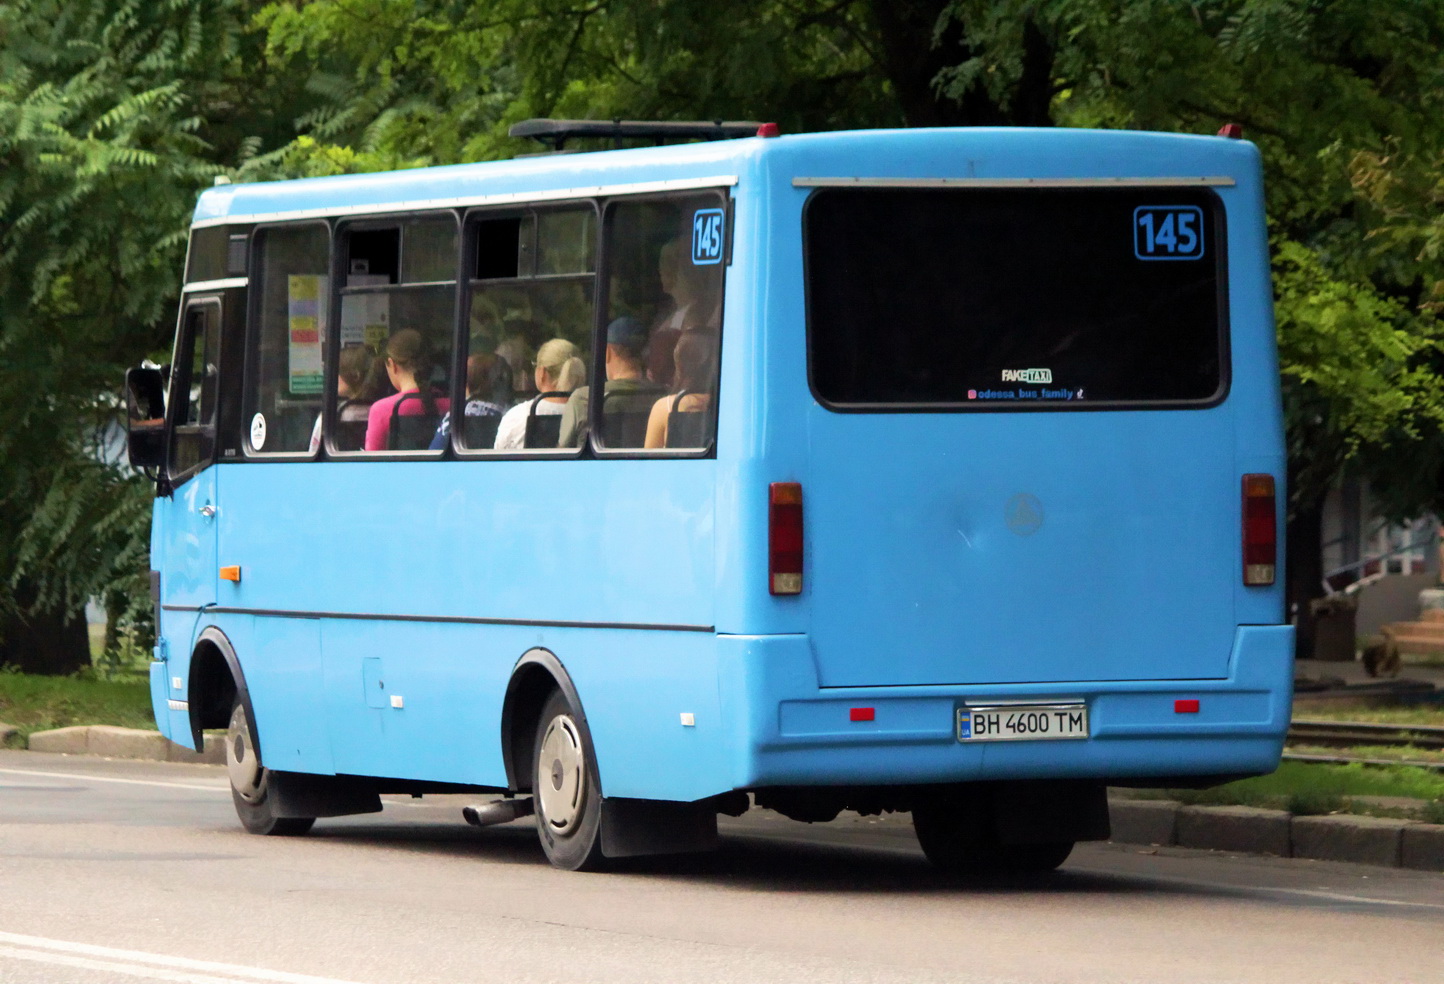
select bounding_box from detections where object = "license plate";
[957,703,1089,742]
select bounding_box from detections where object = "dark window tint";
[186,227,251,282]
[806,188,1225,408]
[186,227,229,283]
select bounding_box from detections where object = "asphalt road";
[1,750,1441,984]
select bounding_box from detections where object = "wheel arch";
[186,626,260,766]
[500,648,598,796]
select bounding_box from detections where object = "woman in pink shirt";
[364,328,450,451]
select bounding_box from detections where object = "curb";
[1111,798,1444,872]
[20,725,224,765]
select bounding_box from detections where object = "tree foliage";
[0,0,320,669]
[2,0,1443,669]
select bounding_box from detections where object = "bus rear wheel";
[532,689,605,871]
[226,700,314,837]
[912,801,1072,874]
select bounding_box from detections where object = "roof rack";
[509,119,767,152]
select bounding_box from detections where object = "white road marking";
[0,767,226,793]
[1069,864,1444,912]
[0,945,278,984]
[0,765,439,810]
[0,933,369,984]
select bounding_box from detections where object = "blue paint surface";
[151,127,1290,805]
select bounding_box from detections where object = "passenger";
[308,343,377,453]
[644,332,718,449]
[363,329,450,451]
[492,338,586,450]
[428,353,512,451]
[494,323,537,398]
[558,316,667,447]
[647,236,722,386]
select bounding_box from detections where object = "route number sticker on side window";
[1133,205,1204,261]
[691,207,725,265]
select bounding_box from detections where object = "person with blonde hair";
[493,338,586,450]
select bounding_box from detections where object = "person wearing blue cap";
[558,315,668,447]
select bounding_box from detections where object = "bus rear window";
[805,187,1226,409]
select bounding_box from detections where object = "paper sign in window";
[287,275,326,394]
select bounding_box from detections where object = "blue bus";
[126,121,1291,872]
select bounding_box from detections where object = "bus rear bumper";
[720,624,1294,790]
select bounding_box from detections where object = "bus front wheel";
[226,699,314,837]
[531,689,605,871]
[912,801,1072,874]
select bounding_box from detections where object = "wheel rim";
[536,713,586,836]
[226,703,264,803]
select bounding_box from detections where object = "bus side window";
[335,215,459,454]
[598,195,723,452]
[460,207,595,453]
[246,224,330,455]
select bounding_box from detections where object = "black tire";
[226,699,315,837]
[913,800,1072,874]
[531,689,605,871]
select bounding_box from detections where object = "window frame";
[589,188,729,460]
[233,187,731,463]
[451,198,601,460]
[242,219,334,460]
[166,295,223,486]
[323,208,464,461]
[801,185,1232,415]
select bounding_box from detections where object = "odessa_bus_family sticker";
[1133,205,1205,260]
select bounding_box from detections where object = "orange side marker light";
[219,566,241,583]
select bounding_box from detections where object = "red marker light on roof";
[1217,123,1244,139]
[769,482,803,595]
[756,122,780,138]
[1242,474,1276,586]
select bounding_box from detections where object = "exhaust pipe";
[462,798,534,828]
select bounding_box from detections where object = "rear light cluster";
[1242,474,1276,586]
[769,482,803,595]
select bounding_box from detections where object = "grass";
[0,669,154,746]
[1293,703,1444,727]
[1131,760,1444,822]
[1286,743,1444,765]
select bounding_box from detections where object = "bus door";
[157,296,223,710]
[800,185,1238,688]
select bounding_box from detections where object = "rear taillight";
[769,482,803,595]
[1242,474,1276,586]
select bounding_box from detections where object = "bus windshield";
[806,186,1226,409]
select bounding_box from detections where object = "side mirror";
[125,366,167,470]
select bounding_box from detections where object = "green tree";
[5,0,1442,670]
[0,0,322,671]
[260,0,1444,649]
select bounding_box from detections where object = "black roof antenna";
[509,118,769,153]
